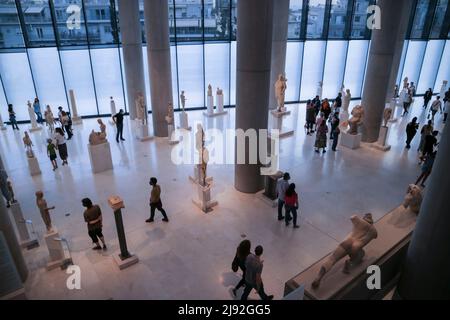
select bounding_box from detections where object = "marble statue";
[97,119,106,136]
[135,92,147,125]
[403,77,409,89]
[403,184,423,215]
[27,100,38,128]
[89,129,107,145]
[110,97,116,116]
[341,86,351,113]
[180,91,186,111]
[35,190,55,232]
[45,105,55,132]
[207,84,213,97]
[347,105,364,135]
[22,131,34,158]
[383,108,392,127]
[217,87,223,96]
[7,180,16,204]
[312,213,378,289]
[275,74,288,112]
[0,168,13,207]
[165,103,174,125]
[195,124,209,186]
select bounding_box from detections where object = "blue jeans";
[285,205,298,226]
[277,199,285,220]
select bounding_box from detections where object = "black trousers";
[88,228,103,243]
[150,200,168,220]
[64,125,73,138]
[116,123,123,141]
[241,282,269,300]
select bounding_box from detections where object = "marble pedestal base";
[340,111,349,123]
[29,126,42,132]
[10,202,39,250]
[388,99,398,123]
[257,171,283,207]
[167,124,180,145]
[206,96,214,115]
[113,252,139,270]
[368,126,391,152]
[189,164,213,185]
[27,156,41,176]
[44,229,70,270]
[88,142,113,173]
[177,112,192,131]
[271,108,291,118]
[71,116,83,125]
[192,184,218,213]
[216,94,224,113]
[203,110,228,118]
[136,123,153,142]
[340,132,361,150]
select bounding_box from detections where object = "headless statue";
[23,131,34,158]
[312,213,378,289]
[275,74,287,112]
[35,190,55,232]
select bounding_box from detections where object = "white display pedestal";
[44,229,71,270]
[0,114,7,130]
[270,108,291,118]
[340,110,349,123]
[189,164,213,185]
[27,156,41,176]
[388,99,398,123]
[71,116,82,125]
[113,252,139,270]
[136,123,153,142]
[368,126,391,152]
[177,112,192,130]
[10,202,39,250]
[167,124,180,145]
[88,142,113,173]
[216,94,225,113]
[270,116,294,138]
[28,108,42,132]
[340,132,362,150]
[206,96,214,115]
[192,184,218,213]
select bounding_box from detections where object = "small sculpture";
[44,105,55,132]
[275,74,288,112]
[216,87,223,96]
[403,184,422,215]
[23,131,34,158]
[207,84,213,97]
[312,213,378,289]
[346,105,364,135]
[383,108,392,127]
[165,103,174,125]
[35,191,55,232]
[89,129,107,145]
[180,91,186,111]
[97,119,106,136]
[341,86,351,113]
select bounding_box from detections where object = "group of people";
[400,82,415,116]
[305,94,342,154]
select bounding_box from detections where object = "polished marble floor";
[0,99,445,300]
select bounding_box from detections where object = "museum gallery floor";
[0,99,444,300]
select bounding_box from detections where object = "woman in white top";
[54,127,68,165]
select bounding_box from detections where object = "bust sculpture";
[165,103,174,125]
[23,131,34,158]
[180,91,186,111]
[275,74,287,111]
[383,108,392,127]
[35,191,55,232]
[312,213,378,289]
[89,129,107,145]
[347,105,364,135]
[403,184,422,214]
[207,84,213,97]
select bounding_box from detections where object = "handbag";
[231,255,239,272]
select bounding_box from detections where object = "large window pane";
[21,0,56,47]
[176,44,204,107]
[351,0,370,39]
[170,45,179,109]
[59,49,96,116]
[434,40,450,93]
[300,40,326,100]
[28,47,67,109]
[230,40,236,105]
[141,46,151,111]
[288,0,303,40]
[84,0,117,45]
[204,0,230,41]
[343,40,369,98]
[430,0,449,38]
[417,40,445,94]
[0,52,35,121]
[396,40,409,86]
[410,0,431,39]
[91,48,124,115]
[323,40,348,98]
[0,77,9,122]
[53,0,88,46]
[328,0,348,39]
[0,0,25,48]
[306,0,327,39]
[401,41,427,88]
[174,0,203,42]
[285,41,303,101]
[204,43,230,107]
[231,0,236,40]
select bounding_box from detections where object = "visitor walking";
[276,172,290,221]
[321,98,332,120]
[146,177,169,223]
[402,90,412,116]
[284,183,300,229]
[420,130,439,164]
[61,111,73,139]
[405,117,419,149]
[329,113,340,140]
[305,100,316,135]
[415,151,437,188]
[418,120,433,155]
[8,104,19,130]
[231,239,251,297]
[332,124,340,152]
[82,198,107,250]
[315,120,328,154]
[33,98,43,123]
[240,245,274,301]
[54,128,68,165]
[423,88,433,109]
[113,109,125,143]
[443,89,450,123]
[429,96,442,122]
[312,95,321,118]
[46,138,58,171]
[333,92,342,113]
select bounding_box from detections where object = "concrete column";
[143,0,173,137]
[117,0,147,120]
[0,155,28,282]
[385,0,414,103]
[361,0,411,142]
[268,0,290,110]
[395,123,450,299]
[234,0,274,193]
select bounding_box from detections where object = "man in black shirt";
[113,109,125,143]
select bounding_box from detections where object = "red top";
[285,192,298,207]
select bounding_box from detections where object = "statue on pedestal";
[275,74,287,112]
[383,108,392,127]
[89,129,107,145]
[341,86,351,114]
[0,168,13,208]
[207,84,213,97]
[23,131,34,158]
[403,184,422,215]
[27,100,38,128]
[97,119,106,136]
[180,91,186,111]
[195,124,209,187]
[45,105,55,133]
[135,92,147,125]
[346,105,364,135]
[35,190,55,233]
[312,213,378,289]
[165,103,174,126]
[217,87,223,96]
[110,96,116,116]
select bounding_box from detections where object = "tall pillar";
[268,0,290,110]
[385,0,414,103]
[144,0,173,137]
[361,0,411,142]
[117,0,147,120]
[0,155,28,282]
[234,0,274,193]
[395,123,450,299]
